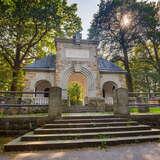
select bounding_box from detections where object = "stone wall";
[24,71,55,91]
[1,114,160,136]
[0,106,48,115]
[100,73,127,90]
[62,106,105,113]
[131,114,160,129]
[0,116,48,135]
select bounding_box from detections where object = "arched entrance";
[61,66,96,100]
[35,80,51,104]
[102,81,118,105]
[68,73,87,105]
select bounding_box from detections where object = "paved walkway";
[1,142,160,160]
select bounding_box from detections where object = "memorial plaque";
[65,48,90,58]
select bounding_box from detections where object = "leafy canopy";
[0,0,82,90]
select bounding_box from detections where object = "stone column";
[48,87,62,120]
[113,88,130,116]
[137,96,149,113]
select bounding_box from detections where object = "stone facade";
[55,39,100,99]
[24,37,127,106]
[100,73,127,90]
[24,71,54,92]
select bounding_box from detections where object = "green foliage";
[0,56,12,90]
[98,134,108,149]
[0,0,81,91]
[88,0,160,92]
[134,1,160,76]
[131,44,160,92]
[68,82,83,105]
[0,53,25,91]
[88,0,140,91]
[130,107,160,114]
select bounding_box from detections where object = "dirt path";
[1,142,160,160]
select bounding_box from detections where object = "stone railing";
[0,91,49,106]
[0,91,49,115]
[128,92,160,113]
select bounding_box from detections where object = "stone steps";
[4,115,160,152]
[63,107,102,113]
[44,121,138,128]
[62,115,115,119]
[5,135,160,151]
[21,129,160,141]
[54,117,128,123]
[34,125,151,134]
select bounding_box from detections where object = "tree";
[0,0,81,91]
[129,1,160,92]
[68,83,83,105]
[88,0,140,92]
[0,55,12,90]
[0,52,25,91]
[130,45,160,92]
[88,0,160,92]
[136,1,160,75]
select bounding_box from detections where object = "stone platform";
[4,114,160,152]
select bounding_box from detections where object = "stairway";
[4,115,160,152]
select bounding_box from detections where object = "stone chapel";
[24,34,127,105]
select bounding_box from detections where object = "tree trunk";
[120,33,133,92]
[10,68,20,91]
[124,59,133,92]
[10,48,21,91]
[146,75,151,93]
[153,43,160,75]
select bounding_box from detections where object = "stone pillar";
[137,96,149,113]
[48,87,62,120]
[113,88,130,116]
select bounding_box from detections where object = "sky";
[68,0,100,39]
[68,0,159,39]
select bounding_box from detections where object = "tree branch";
[21,27,48,63]
[0,45,14,67]
[139,38,158,70]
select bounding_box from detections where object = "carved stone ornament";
[73,63,81,72]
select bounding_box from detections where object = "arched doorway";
[35,80,51,104]
[102,81,118,105]
[68,73,87,106]
[61,66,95,100]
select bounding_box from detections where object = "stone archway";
[102,81,118,105]
[35,80,51,96]
[68,73,87,105]
[61,65,96,100]
[34,80,51,104]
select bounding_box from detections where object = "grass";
[0,137,14,153]
[149,107,160,113]
[130,108,139,113]
[130,107,160,114]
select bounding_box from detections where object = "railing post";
[137,95,149,113]
[48,87,62,120]
[113,88,130,116]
